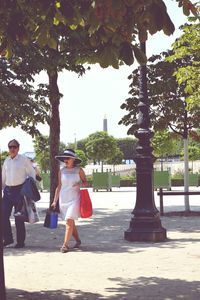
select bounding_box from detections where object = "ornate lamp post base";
[124,150,167,242]
[124,215,167,242]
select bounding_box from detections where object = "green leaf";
[5,46,12,59]
[163,14,175,36]
[53,18,60,26]
[55,1,61,9]
[47,38,57,50]
[99,46,119,69]
[120,42,134,65]
[54,11,67,25]
[184,85,193,94]
[183,5,190,16]
[133,45,147,65]
[70,24,78,30]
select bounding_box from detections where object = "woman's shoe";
[60,245,69,253]
[73,240,81,249]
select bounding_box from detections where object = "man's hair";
[8,139,20,147]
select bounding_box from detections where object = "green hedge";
[40,174,200,190]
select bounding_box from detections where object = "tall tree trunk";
[48,69,60,203]
[0,155,6,299]
[183,107,190,211]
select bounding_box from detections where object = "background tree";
[152,130,180,158]
[106,147,124,173]
[0,57,49,134]
[167,20,200,108]
[85,131,118,172]
[119,49,200,135]
[76,138,89,154]
[181,145,200,172]
[120,45,200,210]
[33,135,66,173]
[188,145,200,161]
[33,135,50,173]
[0,151,9,165]
[116,137,137,162]
[152,130,181,170]
[8,40,86,202]
[75,149,88,168]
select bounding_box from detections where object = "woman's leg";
[63,219,74,247]
[72,222,81,243]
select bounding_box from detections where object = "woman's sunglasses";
[8,145,18,149]
[64,157,73,161]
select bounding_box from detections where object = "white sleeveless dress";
[59,167,81,220]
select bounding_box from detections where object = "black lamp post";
[124,42,167,242]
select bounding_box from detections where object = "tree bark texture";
[0,158,6,299]
[48,69,60,203]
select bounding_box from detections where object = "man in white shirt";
[2,139,36,248]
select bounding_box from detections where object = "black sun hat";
[55,149,82,164]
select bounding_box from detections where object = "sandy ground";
[3,187,200,300]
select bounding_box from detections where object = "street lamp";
[124,42,167,242]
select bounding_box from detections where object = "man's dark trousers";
[2,185,25,245]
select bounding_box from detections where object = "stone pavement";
[3,187,200,300]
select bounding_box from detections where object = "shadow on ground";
[4,206,200,257]
[7,276,200,300]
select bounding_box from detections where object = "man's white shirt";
[2,154,36,187]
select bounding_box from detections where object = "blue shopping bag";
[44,210,58,229]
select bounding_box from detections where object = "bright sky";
[0,1,189,153]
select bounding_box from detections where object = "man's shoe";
[14,243,25,249]
[3,240,14,247]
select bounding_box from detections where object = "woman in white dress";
[51,149,87,253]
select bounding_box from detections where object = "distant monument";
[103,114,108,132]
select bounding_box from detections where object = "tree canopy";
[85,131,118,163]
[151,130,181,158]
[0,0,198,68]
[0,56,49,135]
[167,20,200,107]
[119,49,200,137]
[116,137,137,160]
[33,134,67,172]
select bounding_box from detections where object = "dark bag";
[14,197,39,223]
[44,210,58,229]
[14,198,29,222]
[80,189,93,218]
[21,177,41,202]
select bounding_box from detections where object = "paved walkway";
[4,187,200,299]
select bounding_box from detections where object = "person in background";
[51,149,87,253]
[2,139,36,248]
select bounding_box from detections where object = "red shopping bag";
[80,189,93,218]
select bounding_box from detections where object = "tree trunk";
[184,137,190,211]
[0,156,6,299]
[183,107,190,212]
[48,69,60,203]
